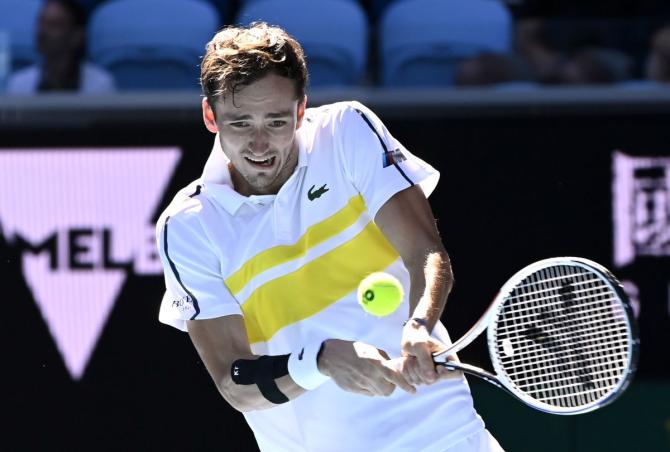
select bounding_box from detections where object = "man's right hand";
[317,339,416,396]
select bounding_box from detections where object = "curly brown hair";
[200,22,308,106]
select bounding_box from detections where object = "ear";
[202,97,219,133]
[296,95,307,129]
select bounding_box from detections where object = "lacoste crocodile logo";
[307,184,329,201]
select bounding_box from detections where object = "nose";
[249,128,269,155]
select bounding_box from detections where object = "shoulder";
[304,100,372,126]
[156,181,208,238]
[301,101,382,151]
[156,180,236,278]
[6,66,40,94]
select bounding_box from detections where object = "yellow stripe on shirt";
[241,221,399,344]
[226,194,367,295]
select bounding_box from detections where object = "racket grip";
[435,361,505,390]
[433,353,450,365]
[437,360,458,370]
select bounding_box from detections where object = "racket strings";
[491,264,630,409]
[503,345,629,384]
[501,328,629,363]
[536,266,626,407]
[499,288,615,316]
[509,354,626,383]
[524,265,627,407]
[504,277,605,301]
[495,301,624,335]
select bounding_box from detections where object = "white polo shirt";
[157,101,484,452]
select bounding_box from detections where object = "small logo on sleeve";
[298,348,305,360]
[172,294,194,313]
[307,184,329,201]
[383,148,407,168]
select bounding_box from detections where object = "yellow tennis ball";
[357,272,404,317]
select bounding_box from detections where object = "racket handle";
[436,361,505,391]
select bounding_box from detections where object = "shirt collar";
[201,131,308,215]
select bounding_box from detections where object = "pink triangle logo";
[0,149,181,379]
[23,256,126,379]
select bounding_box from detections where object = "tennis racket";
[433,257,639,415]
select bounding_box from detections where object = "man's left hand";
[400,319,456,385]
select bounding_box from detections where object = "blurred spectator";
[75,0,104,14]
[7,0,115,94]
[560,47,633,84]
[646,25,670,82]
[455,52,533,86]
[515,18,564,83]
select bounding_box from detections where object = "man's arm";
[187,315,305,412]
[375,184,455,385]
[187,315,415,412]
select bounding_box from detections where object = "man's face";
[37,2,82,57]
[204,73,306,196]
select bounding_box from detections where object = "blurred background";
[0,0,669,450]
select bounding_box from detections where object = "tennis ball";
[357,272,404,317]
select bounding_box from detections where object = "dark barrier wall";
[1,92,669,451]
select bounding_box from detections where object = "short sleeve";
[156,211,242,332]
[336,101,440,217]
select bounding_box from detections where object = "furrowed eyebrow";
[266,111,293,118]
[222,110,293,121]
[221,113,251,121]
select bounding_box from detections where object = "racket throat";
[438,361,507,392]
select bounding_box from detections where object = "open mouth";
[244,156,276,168]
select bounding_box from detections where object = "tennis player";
[157,23,503,452]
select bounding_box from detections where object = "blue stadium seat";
[88,0,220,90]
[237,0,368,87]
[0,0,41,71]
[204,0,232,23]
[238,0,358,5]
[380,0,512,87]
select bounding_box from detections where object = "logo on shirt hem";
[172,294,195,312]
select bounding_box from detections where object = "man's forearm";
[187,315,327,413]
[407,249,453,331]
